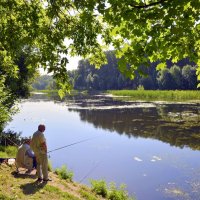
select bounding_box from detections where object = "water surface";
[5,93,200,200]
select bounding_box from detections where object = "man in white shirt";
[16,138,36,173]
[30,124,51,182]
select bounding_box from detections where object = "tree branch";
[130,0,168,9]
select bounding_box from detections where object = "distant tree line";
[72,51,198,90]
[31,75,56,90]
[32,51,198,91]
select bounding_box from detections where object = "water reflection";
[69,102,200,150]
[31,92,200,150]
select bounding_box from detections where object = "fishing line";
[79,161,101,183]
[47,136,98,154]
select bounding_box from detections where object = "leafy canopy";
[1,0,200,90]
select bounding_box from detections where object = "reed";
[107,90,200,101]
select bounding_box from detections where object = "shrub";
[55,165,73,182]
[5,146,18,157]
[90,180,134,200]
[90,179,108,198]
[0,146,17,158]
[108,183,132,200]
[137,85,144,90]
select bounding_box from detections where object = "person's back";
[31,130,46,155]
[16,143,33,171]
[31,124,51,182]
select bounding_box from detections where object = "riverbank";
[32,89,200,102]
[0,163,104,200]
[0,146,133,200]
[107,90,200,101]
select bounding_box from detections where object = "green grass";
[0,146,17,158]
[55,165,74,182]
[90,179,134,200]
[0,193,16,200]
[44,185,80,200]
[79,189,98,200]
[107,90,200,101]
[91,180,108,198]
[0,162,134,200]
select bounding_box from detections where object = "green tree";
[169,65,183,89]
[182,65,197,89]
[140,77,155,90]
[1,0,200,90]
[0,78,14,131]
[32,75,55,90]
[157,68,176,90]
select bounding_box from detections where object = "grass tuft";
[90,179,134,200]
[55,165,73,182]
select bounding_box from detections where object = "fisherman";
[16,138,36,173]
[30,124,51,182]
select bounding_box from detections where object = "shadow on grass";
[11,171,37,179]
[20,180,47,195]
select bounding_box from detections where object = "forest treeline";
[32,51,198,91]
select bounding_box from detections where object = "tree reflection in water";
[68,97,200,151]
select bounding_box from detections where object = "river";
[5,93,200,200]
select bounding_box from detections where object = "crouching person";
[16,138,37,173]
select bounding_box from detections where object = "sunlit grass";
[90,179,134,200]
[55,165,74,182]
[0,146,17,158]
[107,90,200,101]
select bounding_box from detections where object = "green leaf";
[118,58,127,73]
[58,89,65,99]
[156,62,166,71]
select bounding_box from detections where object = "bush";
[108,183,132,200]
[55,165,73,182]
[90,179,108,198]
[5,146,18,157]
[0,145,17,158]
[90,180,134,200]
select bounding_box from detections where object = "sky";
[39,55,81,75]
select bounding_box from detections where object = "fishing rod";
[47,137,98,154]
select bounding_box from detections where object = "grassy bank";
[107,90,200,101]
[0,146,133,200]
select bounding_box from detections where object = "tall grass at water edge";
[107,90,200,101]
